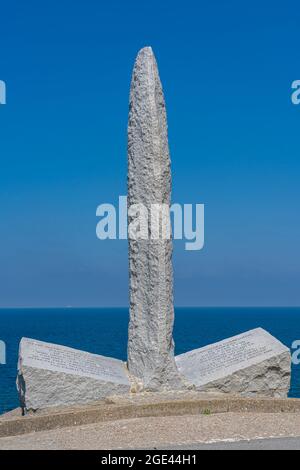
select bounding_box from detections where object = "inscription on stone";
[21,338,129,384]
[176,328,290,387]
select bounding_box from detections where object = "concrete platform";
[1,391,300,439]
[1,412,300,450]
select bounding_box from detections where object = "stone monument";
[127,47,184,391]
[16,47,292,413]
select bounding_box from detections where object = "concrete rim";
[1,395,300,439]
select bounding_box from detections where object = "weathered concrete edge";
[1,397,300,438]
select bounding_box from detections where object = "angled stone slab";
[176,328,291,398]
[17,338,131,412]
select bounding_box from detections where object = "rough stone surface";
[176,328,291,398]
[17,338,131,412]
[127,47,184,390]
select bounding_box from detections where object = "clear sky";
[0,0,299,307]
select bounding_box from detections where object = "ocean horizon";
[0,307,299,414]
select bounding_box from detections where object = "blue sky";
[0,0,299,307]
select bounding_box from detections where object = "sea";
[0,307,299,414]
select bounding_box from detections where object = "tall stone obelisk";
[127,47,184,390]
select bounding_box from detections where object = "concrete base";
[1,391,300,439]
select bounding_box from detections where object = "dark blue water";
[0,308,299,414]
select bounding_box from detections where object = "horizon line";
[0,306,299,310]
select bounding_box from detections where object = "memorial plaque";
[17,338,131,411]
[20,338,129,384]
[176,328,291,397]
